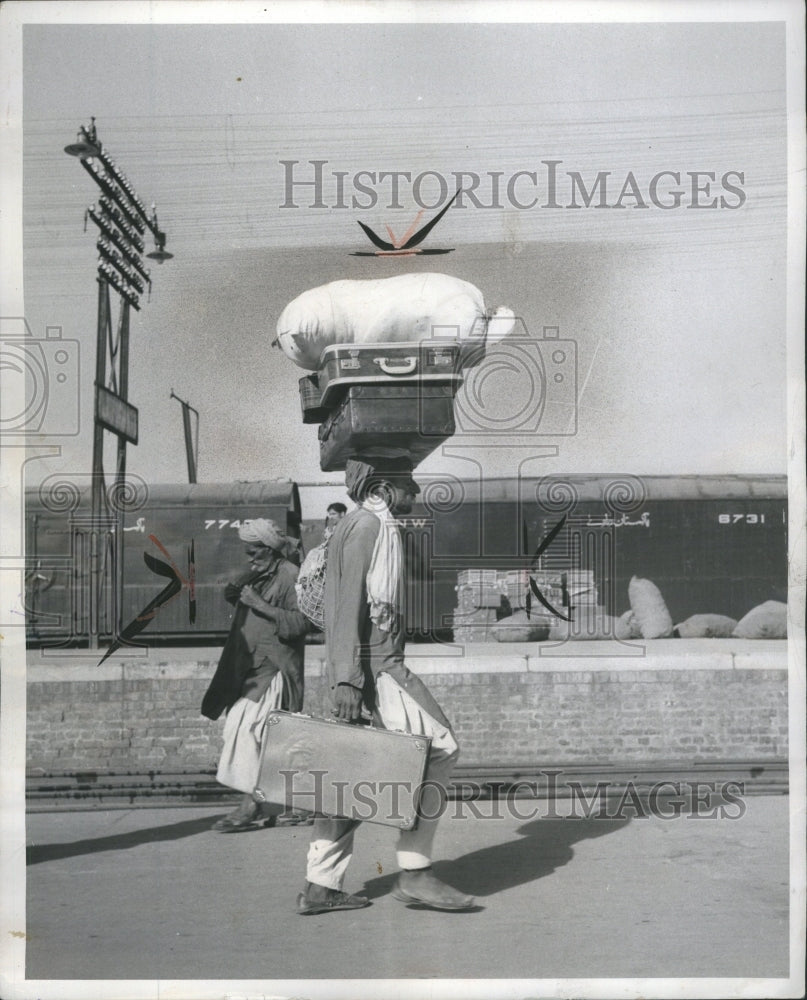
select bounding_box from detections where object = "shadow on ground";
[360,815,630,900]
[27,814,221,865]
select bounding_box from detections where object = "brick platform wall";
[25,640,788,773]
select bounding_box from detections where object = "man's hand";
[332,684,363,723]
[240,584,272,612]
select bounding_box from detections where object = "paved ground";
[22,792,792,989]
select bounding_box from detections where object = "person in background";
[202,519,309,832]
[297,458,475,915]
[324,501,347,538]
[294,502,349,640]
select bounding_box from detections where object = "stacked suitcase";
[298,340,466,472]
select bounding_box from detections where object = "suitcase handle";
[374,356,417,375]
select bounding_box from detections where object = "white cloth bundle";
[275,272,515,370]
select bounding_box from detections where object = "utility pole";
[65,118,173,649]
[170,390,200,484]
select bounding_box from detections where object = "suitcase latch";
[414,741,427,753]
[340,351,361,371]
[426,349,453,366]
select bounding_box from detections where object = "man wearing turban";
[298,458,475,914]
[202,518,309,831]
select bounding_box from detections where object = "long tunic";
[323,507,450,725]
[201,559,308,720]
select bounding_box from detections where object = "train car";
[24,474,787,647]
[397,474,788,639]
[25,480,302,646]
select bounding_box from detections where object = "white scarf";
[362,495,402,632]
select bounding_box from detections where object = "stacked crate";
[564,570,597,608]
[451,567,616,642]
[561,570,608,638]
[497,569,530,610]
[505,569,566,636]
[503,569,564,612]
[452,568,569,642]
[452,569,507,643]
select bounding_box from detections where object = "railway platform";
[18,790,794,993]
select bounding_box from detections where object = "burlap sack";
[628,576,674,638]
[492,610,550,643]
[615,609,642,640]
[548,611,620,641]
[674,614,738,638]
[732,600,787,639]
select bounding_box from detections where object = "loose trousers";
[216,672,284,794]
[306,672,459,890]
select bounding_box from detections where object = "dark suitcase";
[253,711,431,829]
[318,383,456,472]
[298,373,330,424]
[317,341,463,408]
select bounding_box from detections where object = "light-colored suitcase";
[253,711,432,830]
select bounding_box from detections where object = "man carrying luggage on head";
[297,457,475,914]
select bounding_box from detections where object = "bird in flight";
[352,189,461,256]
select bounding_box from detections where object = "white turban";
[238,518,286,552]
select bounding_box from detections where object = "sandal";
[297,889,371,915]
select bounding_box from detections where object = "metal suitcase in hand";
[318,383,456,471]
[253,711,432,829]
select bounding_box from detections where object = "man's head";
[344,458,421,515]
[237,518,287,572]
[325,502,347,529]
[243,542,282,574]
[381,472,420,515]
